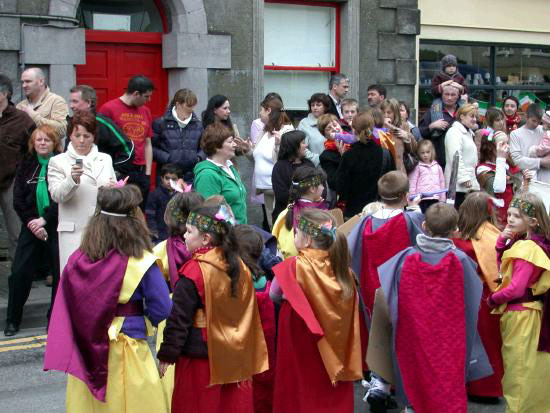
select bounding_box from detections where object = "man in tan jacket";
[16,68,68,139]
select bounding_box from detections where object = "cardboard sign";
[338,213,362,236]
[366,288,395,384]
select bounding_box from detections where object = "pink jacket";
[409,161,446,201]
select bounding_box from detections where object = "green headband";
[292,174,323,190]
[187,211,225,234]
[510,197,536,218]
[298,215,336,240]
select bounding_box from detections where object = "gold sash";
[471,222,500,291]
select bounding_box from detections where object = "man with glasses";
[99,75,154,203]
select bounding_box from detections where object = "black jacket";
[145,186,173,243]
[335,140,395,217]
[326,95,340,118]
[13,154,58,226]
[319,148,341,190]
[418,108,456,170]
[152,108,204,183]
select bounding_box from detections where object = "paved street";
[0,327,506,413]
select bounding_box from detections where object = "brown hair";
[233,224,264,281]
[458,192,499,240]
[80,185,152,261]
[377,171,409,203]
[511,192,550,239]
[299,209,355,299]
[307,93,331,112]
[424,202,458,238]
[28,124,62,154]
[285,166,326,230]
[380,98,403,128]
[190,206,241,296]
[70,85,97,111]
[456,104,477,124]
[341,98,358,110]
[353,110,376,143]
[68,110,98,143]
[164,191,205,237]
[317,113,339,137]
[484,107,505,129]
[200,123,233,157]
[416,139,436,163]
[371,107,385,128]
[262,97,291,134]
[171,88,198,107]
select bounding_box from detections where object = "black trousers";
[454,192,467,210]
[6,224,60,327]
[127,167,150,210]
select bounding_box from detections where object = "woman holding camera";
[48,111,116,271]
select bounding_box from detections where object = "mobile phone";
[75,159,83,167]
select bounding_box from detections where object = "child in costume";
[153,190,204,405]
[488,192,550,412]
[234,224,278,413]
[453,192,504,400]
[157,205,268,413]
[408,139,446,213]
[270,208,362,412]
[376,203,491,413]
[271,165,327,259]
[44,185,172,413]
[347,171,423,412]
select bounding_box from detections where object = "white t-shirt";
[253,124,294,189]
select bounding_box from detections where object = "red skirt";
[172,357,253,413]
[273,301,354,413]
[467,284,504,397]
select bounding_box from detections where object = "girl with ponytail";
[270,208,362,412]
[271,165,327,259]
[157,205,268,413]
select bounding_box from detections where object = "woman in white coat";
[444,103,480,209]
[48,111,116,270]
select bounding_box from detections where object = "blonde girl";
[488,192,550,412]
[408,139,445,213]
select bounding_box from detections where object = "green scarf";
[36,154,52,217]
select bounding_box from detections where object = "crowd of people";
[0,54,550,413]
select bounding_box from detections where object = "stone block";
[396,59,417,85]
[397,8,420,35]
[49,64,75,103]
[163,33,231,69]
[17,0,48,14]
[48,0,78,17]
[385,85,414,103]
[378,33,415,59]
[0,51,19,98]
[397,0,418,7]
[22,25,85,64]
[376,8,396,33]
[379,0,397,8]
[0,17,20,50]
[378,60,396,84]
[0,0,18,12]
[168,68,208,115]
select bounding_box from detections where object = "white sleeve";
[493,158,507,193]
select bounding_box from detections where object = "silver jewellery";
[100,210,127,217]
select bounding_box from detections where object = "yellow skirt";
[66,333,169,413]
[156,319,175,409]
[500,309,550,413]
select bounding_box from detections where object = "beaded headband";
[292,174,323,189]
[297,215,336,240]
[186,205,235,234]
[510,197,536,218]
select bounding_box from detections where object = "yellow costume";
[272,208,298,259]
[66,252,169,413]
[493,240,550,413]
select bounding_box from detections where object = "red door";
[76,30,168,119]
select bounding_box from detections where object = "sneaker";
[4,322,19,337]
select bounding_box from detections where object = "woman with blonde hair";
[380,98,417,173]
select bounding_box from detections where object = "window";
[78,0,164,32]
[264,1,340,111]
[419,41,550,115]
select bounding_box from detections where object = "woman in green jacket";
[193,123,248,223]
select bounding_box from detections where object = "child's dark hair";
[190,206,241,296]
[299,209,355,299]
[81,185,152,261]
[285,166,326,230]
[160,163,182,178]
[424,202,458,238]
[458,192,499,239]
[164,191,205,237]
[377,171,409,204]
[484,107,505,129]
[278,130,306,161]
[233,225,263,281]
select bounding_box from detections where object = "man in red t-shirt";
[99,75,154,203]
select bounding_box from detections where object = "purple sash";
[166,236,191,290]
[44,249,128,401]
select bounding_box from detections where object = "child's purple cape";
[166,235,191,290]
[43,249,128,402]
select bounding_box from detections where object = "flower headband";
[292,174,323,189]
[480,127,494,142]
[186,205,235,234]
[510,197,536,218]
[298,215,337,240]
